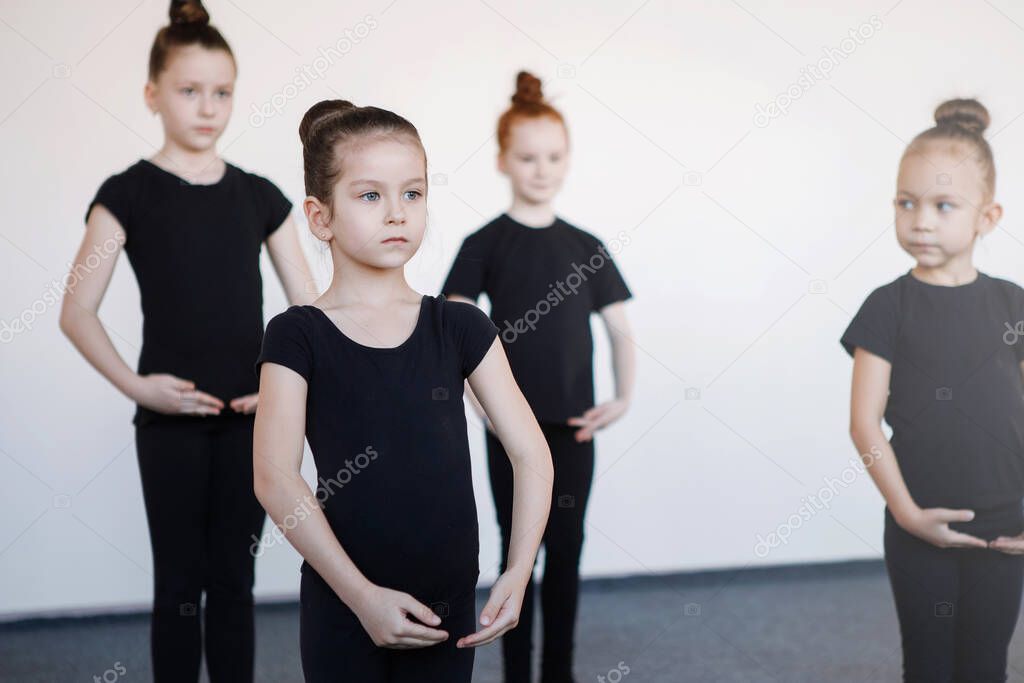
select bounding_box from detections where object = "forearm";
[59,305,140,398]
[608,330,636,403]
[502,425,554,578]
[254,470,373,607]
[849,423,918,523]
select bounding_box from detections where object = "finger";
[936,508,976,523]
[946,531,989,548]
[458,605,516,648]
[400,595,443,627]
[395,621,448,642]
[173,377,196,390]
[566,416,586,426]
[193,391,225,408]
[478,590,508,627]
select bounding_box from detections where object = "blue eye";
[217,89,232,99]
[895,199,914,210]
[404,190,421,201]
[937,201,954,212]
[359,191,380,202]
[181,87,195,96]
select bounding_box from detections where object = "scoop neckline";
[906,268,984,290]
[305,295,429,353]
[501,212,560,231]
[140,158,232,187]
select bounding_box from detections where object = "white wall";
[4,0,1024,618]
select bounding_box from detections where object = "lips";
[381,237,407,244]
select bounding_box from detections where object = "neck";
[911,255,979,286]
[151,141,222,182]
[507,196,555,228]
[322,251,417,308]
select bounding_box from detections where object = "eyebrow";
[896,190,959,201]
[347,178,426,187]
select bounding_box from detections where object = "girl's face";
[144,45,236,152]
[893,143,999,268]
[316,136,427,270]
[498,117,569,205]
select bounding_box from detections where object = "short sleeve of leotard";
[248,173,293,240]
[441,228,493,302]
[443,299,499,377]
[85,169,137,235]
[256,307,314,382]
[840,284,899,363]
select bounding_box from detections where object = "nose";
[386,200,406,225]
[199,94,215,117]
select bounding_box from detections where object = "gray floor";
[5,560,1024,682]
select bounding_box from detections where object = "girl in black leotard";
[253,99,554,683]
[60,2,313,680]
[443,71,636,683]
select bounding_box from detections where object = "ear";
[979,201,1003,238]
[303,196,332,242]
[496,153,508,177]
[143,81,157,114]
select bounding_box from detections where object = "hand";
[989,533,1024,555]
[229,392,259,415]
[896,507,989,549]
[457,569,527,648]
[567,398,630,442]
[131,374,224,416]
[349,584,449,649]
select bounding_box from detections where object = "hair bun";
[934,98,989,136]
[511,71,544,107]
[299,99,357,148]
[169,0,210,25]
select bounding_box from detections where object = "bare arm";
[60,205,223,415]
[849,346,985,548]
[457,337,553,648]
[266,215,318,306]
[253,363,449,648]
[568,301,635,440]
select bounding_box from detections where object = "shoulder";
[982,272,1024,297]
[435,295,497,334]
[862,274,905,308]
[266,305,316,337]
[95,160,148,192]
[229,163,285,194]
[462,216,507,244]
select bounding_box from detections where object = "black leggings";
[884,502,1024,682]
[486,422,595,683]
[135,416,266,683]
[298,567,476,682]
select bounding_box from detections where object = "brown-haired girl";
[60,1,313,680]
[842,98,1024,680]
[443,71,636,683]
[252,99,554,682]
